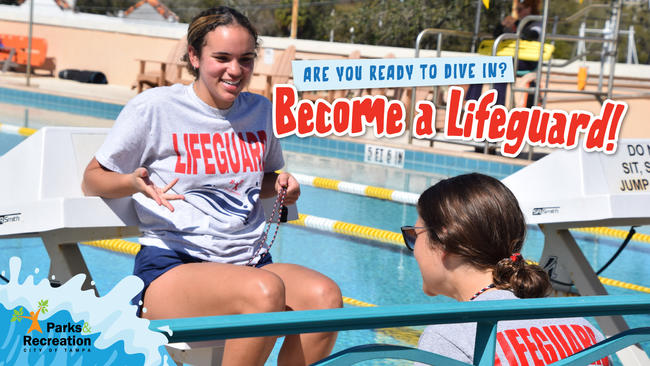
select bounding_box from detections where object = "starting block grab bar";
[150,294,650,365]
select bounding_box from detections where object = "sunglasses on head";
[401,226,428,251]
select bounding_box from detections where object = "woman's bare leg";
[142,262,286,366]
[263,263,343,366]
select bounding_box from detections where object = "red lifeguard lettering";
[583,326,598,344]
[173,133,186,173]
[559,325,582,354]
[184,134,193,175]
[238,133,255,173]
[189,134,201,175]
[517,328,545,366]
[530,326,559,364]
[544,326,570,358]
[496,331,519,365]
[212,133,228,174]
[587,328,611,366]
[200,133,216,174]
[504,329,530,366]
[257,131,267,170]
[444,86,464,138]
[573,326,610,365]
[224,133,240,173]
[570,325,592,349]
[172,131,266,175]
[246,132,262,170]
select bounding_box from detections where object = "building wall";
[0,19,182,86]
[1,9,649,138]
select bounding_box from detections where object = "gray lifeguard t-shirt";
[417,290,609,365]
[95,84,284,265]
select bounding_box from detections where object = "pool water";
[1,136,649,365]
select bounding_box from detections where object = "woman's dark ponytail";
[493,254,551,298]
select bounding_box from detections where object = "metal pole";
[607,0,623,100]
[532,0,549,108]
[597,20,609,95]
[527,0,549,161]
[542,16,559,108]
[290,0,299,39]
[26,0,34,86]
[471,0,483,53]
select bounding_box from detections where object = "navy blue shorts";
[132,245,273,317]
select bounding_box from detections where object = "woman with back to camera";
[81,6,341,366]
[402,173,609,365]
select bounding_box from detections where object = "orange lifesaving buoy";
[577,66,588,90]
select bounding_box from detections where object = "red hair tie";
[510,253,522,263]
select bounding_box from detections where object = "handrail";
[150,295,650,342]
[150,295,650,364]
[409,28,491,144]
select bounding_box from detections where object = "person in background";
[403,173,609,365]
[467,0,542,106]
[82,6,342,366]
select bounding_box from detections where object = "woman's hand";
[130,167,185,212]
[275,172,300,205]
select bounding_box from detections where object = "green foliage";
[38,299,48,314]
[287,0,513,51]
[10,307,24,322]
[55,0,650,64]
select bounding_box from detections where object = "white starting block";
[0,127,140,293]
[0,126,300,366]
[503,140,650,365]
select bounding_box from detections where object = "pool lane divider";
[293,172,650,246]
[2,127,647,245]
[79,212,650,295]
[0,122,37,137]
[292,173,419,205]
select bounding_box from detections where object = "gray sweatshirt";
[417,290,609,365]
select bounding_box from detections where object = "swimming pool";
[1,91,649,364]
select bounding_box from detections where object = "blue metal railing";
[150,294,650,365]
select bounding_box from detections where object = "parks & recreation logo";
[9,298,93,353]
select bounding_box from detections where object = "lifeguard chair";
[503,140,650,365]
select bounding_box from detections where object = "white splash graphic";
[0,256,171,366]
